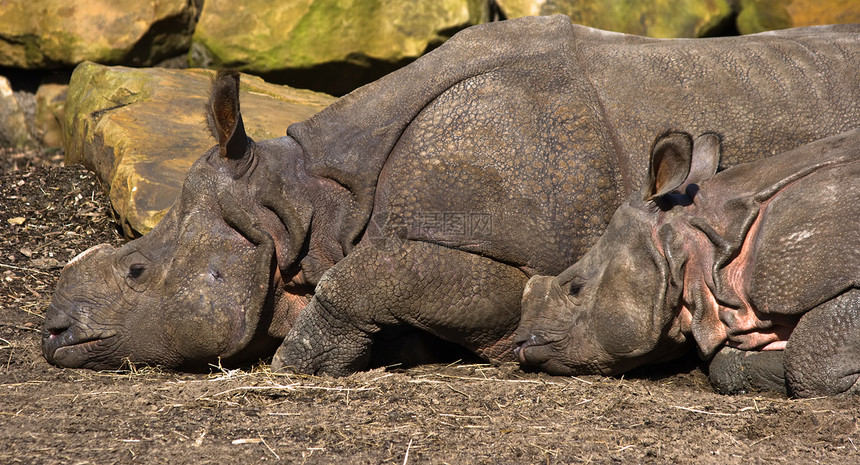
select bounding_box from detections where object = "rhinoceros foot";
[707,347,787,395]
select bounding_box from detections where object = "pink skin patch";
[269,266,314,338]
[716,196,795,352]
[659,195,795,357]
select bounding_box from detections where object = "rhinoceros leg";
[271,239,527,376]
[784,288,860,397]
[707,347,787,395]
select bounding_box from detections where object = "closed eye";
[128,264,146,279]
[567,277,586,296]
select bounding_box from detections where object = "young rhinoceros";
[515,129,860,397]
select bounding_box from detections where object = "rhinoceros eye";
[117,250,152,293]
[567,277,586,296]
[128,263,146,280]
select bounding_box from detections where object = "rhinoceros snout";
[43,299,73,338]
[42,301,73,359]
[513,334,534,364]
[44,243,122,368]
[41,296,116,368]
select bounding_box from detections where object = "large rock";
[0,0,200,69]
[190,0,489,95]
[34,83,68,148]
[496,0,732,37]
[64,62,335,237]
[736,0,860,35]
[0,76,34,148]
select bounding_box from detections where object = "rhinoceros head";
[43,71,312,369]
[514,132,721,375]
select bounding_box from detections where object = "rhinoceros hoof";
[270,334,366,377]
[270,337,320,375]
[708,347,787,395]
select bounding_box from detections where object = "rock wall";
[0,0,201,69]
[496,0,733,37]
[4,1,858,84]
[190,0,489,95]
[735,0,860,34]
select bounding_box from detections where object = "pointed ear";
[207,69,248,160]
[643,132,693,201]
[682,133,721,190]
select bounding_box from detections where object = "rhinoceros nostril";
[514,332,538,346]
[48,327,67,338]
[43,320,71,341]
[43,301,75,340]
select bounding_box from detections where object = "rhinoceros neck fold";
[664,131,860,358]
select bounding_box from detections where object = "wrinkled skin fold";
[45,16,860,374]
[516,129,860,397]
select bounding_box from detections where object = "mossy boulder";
[64,62,335,236]
[496,0,733,37]
[190,0,489,94]
[736,0,860,35]
[0,0,200,68]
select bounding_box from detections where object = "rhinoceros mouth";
[514,333,551,365]
[42,301,118,368]
[44,333,103,356]
[42,326,115,367]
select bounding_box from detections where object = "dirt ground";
[2,150,859,464]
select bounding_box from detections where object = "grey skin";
[515,129,860,397]
[44,16,860,374]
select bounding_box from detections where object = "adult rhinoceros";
[43,16,860,374]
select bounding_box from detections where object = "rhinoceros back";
[288,16,618,273]
[288,16,860,275]
[369,18,622,274]
[576,23,860,188]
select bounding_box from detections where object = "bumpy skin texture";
[516,129,860,397]
[785,290,860,397]
[273,240,526,376]
[45,16,860,374]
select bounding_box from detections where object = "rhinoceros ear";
[207,69,249,161]
[684,133,721,188]
[643,131,693,201]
